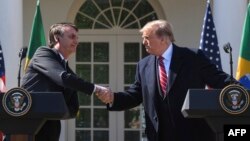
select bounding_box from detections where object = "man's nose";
[142,40,148,46]
[142,39,146,45]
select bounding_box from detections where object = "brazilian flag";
[24,0,46,71]
[236,3,250,89]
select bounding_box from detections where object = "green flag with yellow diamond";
[236,3,250,89]
[24,0,46,71]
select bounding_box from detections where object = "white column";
[0,0,23,88]
[214,0,248,77]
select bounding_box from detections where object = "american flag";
[0,41,6,92]
[199,1,222,70]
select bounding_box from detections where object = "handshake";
[95,85,114,104]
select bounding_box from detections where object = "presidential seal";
[2,87,32,117]
[219,84,249,115]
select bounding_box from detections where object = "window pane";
[94,131,109,141]
[94,22,110,29]
[124,43,139,62]
[113,8,120,24]
[80,0,99,18]
[76,42,91,62]
[94,65,109,83]
[78,92,91,105]
[123,0,137,10]
[125,131,140,141]
[96,0,109,10]
[134,0,154,17]
[124,65,136,84]
[122,15,136,28]
[125,108,140,128]
[76,130,90,141]
[76,64,91,82]
[94,109,109,128]
[96,15,111,28]
[75,14,93,29]
[104,10,114,25]
[120,10,129,26]
[125,22,139,29]
[76,0,158,29]
[76,108,91,128]
[94,42,109,62]
[111,0,122,6]
[140,13,158,27]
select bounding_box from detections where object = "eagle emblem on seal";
[219,84,249,115]
[226,90,244,110]
[10,92,26,112]
[2,87,32,117]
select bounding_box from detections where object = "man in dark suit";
[21,23,107,141]
[96,20,238,141]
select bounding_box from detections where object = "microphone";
[223,42,233,83]
[223,43,232,53]
[19,47,28,60]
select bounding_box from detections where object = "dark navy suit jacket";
[108,44,234,141]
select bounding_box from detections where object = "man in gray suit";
[96,20,238,141]
[22,23,106,141]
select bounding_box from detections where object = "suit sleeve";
[32,47,95,95]
[108,63,143,111]
[196,49,236,88]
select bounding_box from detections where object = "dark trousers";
[35,120,61,141]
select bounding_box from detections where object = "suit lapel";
[51,48,67,69]
[145,56,158,96]
[145,56,159,131]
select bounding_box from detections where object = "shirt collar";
[161,43,173,61]
[59,52,67,62]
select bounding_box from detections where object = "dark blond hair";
[48,22,78,48]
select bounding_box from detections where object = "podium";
[0,91,72,141]
[181,89,250,141]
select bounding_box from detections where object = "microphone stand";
[223,43,233,84]
[17,47,27,87]
[18,56,22,87]
[229,48,233,83]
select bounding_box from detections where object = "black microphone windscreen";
[223,43,231,53]
[19,47,28,59]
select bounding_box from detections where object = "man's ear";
[54,35,59,42]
